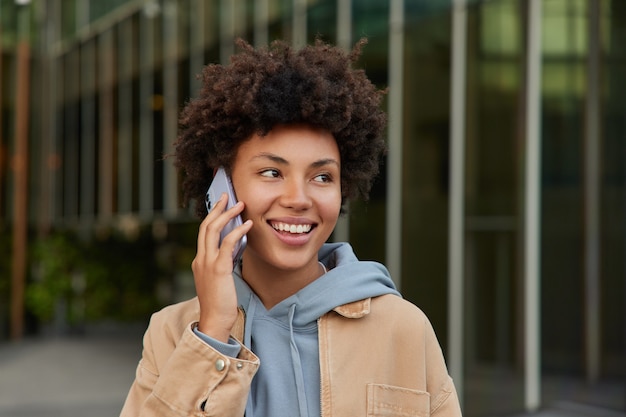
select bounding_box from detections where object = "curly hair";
[174,38,387,218]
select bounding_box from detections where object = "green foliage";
[26,228,163,325]
[26,232,83,322]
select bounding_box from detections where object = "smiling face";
[230,124,342,274]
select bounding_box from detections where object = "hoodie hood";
[232,242,400,417]
[233,242,400,327]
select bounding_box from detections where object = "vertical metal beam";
[80,40,96,224]
[584,0,601,385]
[50,0,61,223]
[39,0,60,231]
[333,0,351,243]
[292,0,307,48]
[448,0,467,406]
[64,50,80,220]
[0,13,3,216]
[220,1,246,64]
[254,0,269,48]
[337,0,351,49]
[139,8,156,218]
[386,0,404,290]
[220,0,235,64]
[75,0,89,32]
[117,19,134,214]
[0,11,3,220]
[163,0,179,217]
[524,0,543,411]
[10,3,31,341]
[187,0,206,212]
[98,29,115,219]
[71,5,94,247]
[189,0,206,96]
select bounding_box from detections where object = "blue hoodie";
[195,242,400,417]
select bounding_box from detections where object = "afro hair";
[174,38,387,218]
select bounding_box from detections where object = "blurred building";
[0,0,624,416]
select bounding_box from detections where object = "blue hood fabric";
[233,242,400,417]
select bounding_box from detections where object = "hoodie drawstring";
[289,303,309,417]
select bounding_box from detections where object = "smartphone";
[205,167,247,262]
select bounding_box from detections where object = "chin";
[262,247,319,271]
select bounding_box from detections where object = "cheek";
[319,191,342,220]
[238,186,272,218]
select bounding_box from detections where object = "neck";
[240,255,325,309]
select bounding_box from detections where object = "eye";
[313,173,333,183]
[260,169,280,178]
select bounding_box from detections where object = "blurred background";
[0,0,624,416]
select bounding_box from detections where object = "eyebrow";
[311,158,340,169]
[251,152,340,168]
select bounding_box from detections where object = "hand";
[192,193,253,343]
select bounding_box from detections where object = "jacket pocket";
[367,383,430,417]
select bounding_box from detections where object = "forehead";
[235,124,340,165]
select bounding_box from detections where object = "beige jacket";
[121,294,462,417]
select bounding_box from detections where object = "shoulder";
[367,294,440,343]
[332,294,432,338]
[370,294,429,323]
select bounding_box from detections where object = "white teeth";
[272,222,312,234]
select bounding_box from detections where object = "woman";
[121,38,462,417]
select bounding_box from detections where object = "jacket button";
[215,359,226,371]
[236,362,243,370]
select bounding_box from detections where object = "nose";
[279,178,313,210]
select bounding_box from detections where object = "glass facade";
[0,0,624,415]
